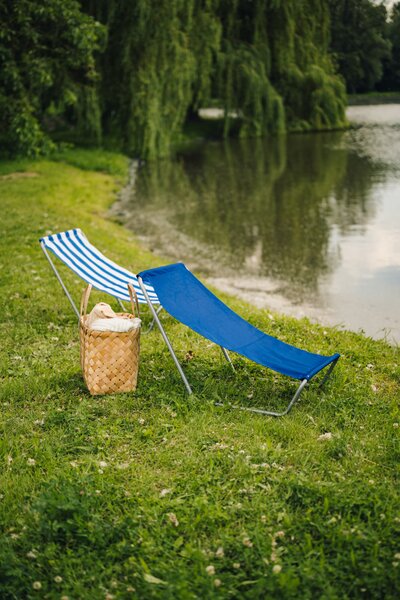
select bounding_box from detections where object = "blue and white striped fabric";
[40,228,159,304]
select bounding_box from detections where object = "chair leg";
[117,298,128,312]
[220,346,235,371]
[138,277,192,395]
[318,357,339,388]
[146,305,163,333]
[40,242,79,319]
[215,378,308,417]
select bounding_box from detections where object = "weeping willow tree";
[81,0,347,158]
[1,0,346,158]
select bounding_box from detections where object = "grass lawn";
[0,149,399,599]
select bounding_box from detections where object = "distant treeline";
[0,1,398,159]
[329,0,400,94]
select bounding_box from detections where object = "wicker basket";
[80,284,140,395]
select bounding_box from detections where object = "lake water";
[122,105,400,343]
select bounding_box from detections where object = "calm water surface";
[126,105,400,343]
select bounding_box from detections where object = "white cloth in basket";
[90,317,141,332]
[88,302,141,332]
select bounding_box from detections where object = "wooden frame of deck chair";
[136,263,340,417]
[39,229,161,327]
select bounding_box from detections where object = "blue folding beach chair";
[40,230,339,416]
[136,263,340,416]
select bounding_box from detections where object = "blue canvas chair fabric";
[137,263,340,416]
[40,229,159,317]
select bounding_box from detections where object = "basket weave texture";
[80,284,140,395]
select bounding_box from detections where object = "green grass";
[0,148,399,599]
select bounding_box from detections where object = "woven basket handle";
[128,284,140,317]
[80,284,93,319]
[80,283,139,318]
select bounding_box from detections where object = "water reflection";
[127,106,400,342]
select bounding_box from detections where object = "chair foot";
[215,379,308,417]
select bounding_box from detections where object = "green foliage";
[328,0,391,93]
[84,0,222,158]
[1,0,348,158]
[0,150,399,597]
[379,2,400,91]
[0,0,105,157]
[84,0,346,158]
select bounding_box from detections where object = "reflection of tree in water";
[135,131,380,299]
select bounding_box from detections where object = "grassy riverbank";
[1,149,399,599]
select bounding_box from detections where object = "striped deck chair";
[39,229,160,319]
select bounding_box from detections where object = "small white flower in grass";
[32,581,42,590]
[138,418,145,425]
[261,515,267,523]
[205,565,215,576]
[54,576,62,583]
[393,423,399,428]
[159,488,172,498]
[394,553,400,560]
[70,461,78,468]
[318,432,333,441]
[214,579,222,587]
[126,587,135,593]
[272,565,282,574]
[371,384,378,393]
[105,594,114,600]
[34,419,44,426]
[275,531,285,538]
[242,537,253,548]
[27,458,36,466]
[61,596,69,600]
[233,562,240,569]
[392,562,399,568]
[27,550,37,559]
[99,460,108,468]
[95,490,101,495]
[215,546,224,558]
[167,512,179,527]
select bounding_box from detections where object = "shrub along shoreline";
[1,149,399,598]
